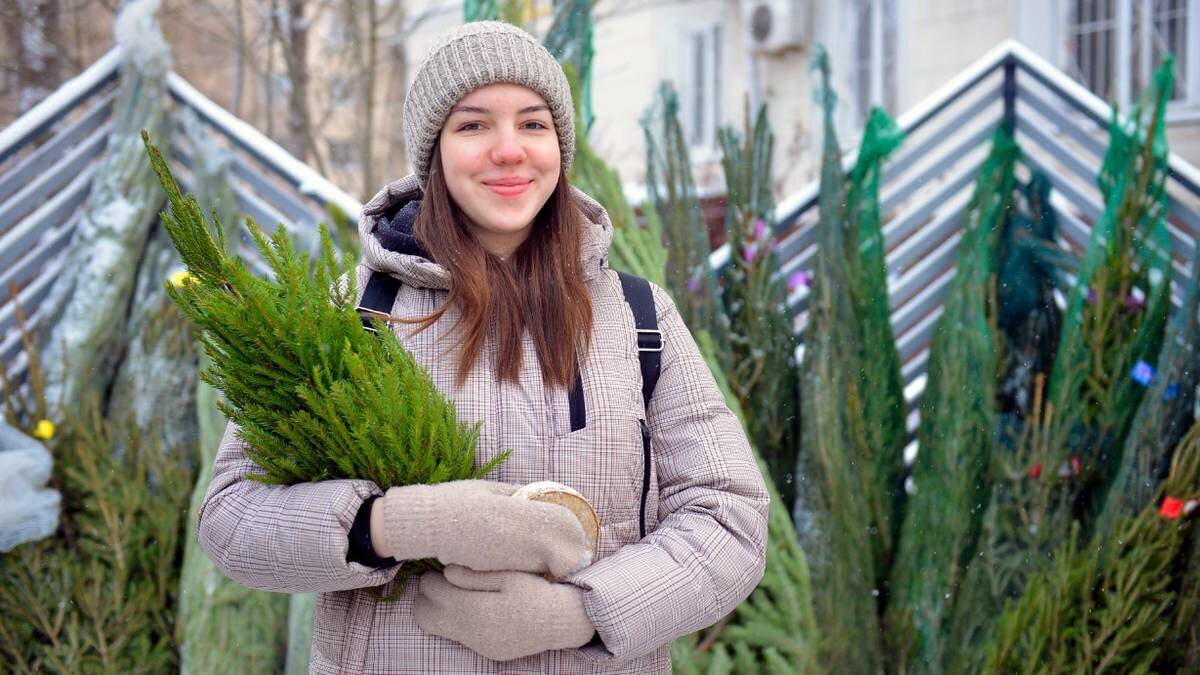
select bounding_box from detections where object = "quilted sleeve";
[566,281,770,662]
[196,420,402,593]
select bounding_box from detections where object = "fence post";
[1003,54,1017,135]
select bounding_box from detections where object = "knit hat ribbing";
[403,21,576,190]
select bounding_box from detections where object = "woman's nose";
[490,129,527,164]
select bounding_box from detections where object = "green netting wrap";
[1043,58,1175,528]
[791,48,885,674]
[641,82,729,351]
[984,420,1200,674]
[884,127,1017,675]
[943,169,1065,675]
[844,106,907,582]
[717,99,801,508]
[942,160,1069,675]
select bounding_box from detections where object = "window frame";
[1063,0,1199,116]
[680,22,723,157]
[849,0,899,125]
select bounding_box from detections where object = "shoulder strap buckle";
[636,328,663,353]
[358,271,404,335]
[616,271,662,413]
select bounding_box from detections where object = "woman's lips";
[485,181,532,197]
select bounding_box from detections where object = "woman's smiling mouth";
[484,179,533,197]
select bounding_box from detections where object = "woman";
[197,20,769,674]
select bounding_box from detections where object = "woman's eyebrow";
[448,104,551,115]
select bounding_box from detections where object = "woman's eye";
[459,122,483,131]
[523,120,549,130]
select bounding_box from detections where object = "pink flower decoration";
[687,275,701,293]
[753,218,767,241]
[788,270,813,292]
[743,244,758,264]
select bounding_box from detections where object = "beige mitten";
[369,480,591,579]
[413,565,596,662]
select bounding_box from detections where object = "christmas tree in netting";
[641,82,730,351]
[884,127,1018,674]
[984,419,1200,673]
[565,61,820,675]
[1041,57,1175,535]
[791,47,886,674]
[843,106,908,584]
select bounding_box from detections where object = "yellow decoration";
[169,270,195,287]
[32,419,55,440]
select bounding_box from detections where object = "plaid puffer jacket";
[197,175,770,674]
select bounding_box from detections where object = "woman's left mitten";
[412,565,596,662]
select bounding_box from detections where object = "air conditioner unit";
[742,0,807,54]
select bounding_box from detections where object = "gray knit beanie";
[403,21,576,190]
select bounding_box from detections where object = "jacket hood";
[357,174,614,290]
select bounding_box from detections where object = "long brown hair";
[400,143,593,390]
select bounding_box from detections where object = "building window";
[682,24,722,150]
[1067,0,1119,100]
[1132,0,1190,98]
[1066,0,1196,107]
[852,0,898,123]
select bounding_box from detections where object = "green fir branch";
[984,420,1200,674]
[141,130,506,493]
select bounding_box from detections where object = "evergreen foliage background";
[0,346,193,673]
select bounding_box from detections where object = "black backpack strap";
[616,271,662,412]
[357,271,402,333]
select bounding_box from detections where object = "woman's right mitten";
[369,480,591,579]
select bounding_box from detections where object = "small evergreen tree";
[792,48,886,674]
[565,65,820,674]
[140,131,508,587]
[717,98,801,508]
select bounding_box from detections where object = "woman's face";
[438,83,561,257]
